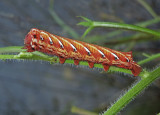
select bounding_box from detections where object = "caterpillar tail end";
[131,62,142,76]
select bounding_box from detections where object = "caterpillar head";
[24,28,40,52]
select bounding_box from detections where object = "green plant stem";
[49,9,79,38]
[71,106,98,115]
[83,18,160,44]
[137,0,158,18]
[103,66,160,115]
[0,46,159,77]
[136,18,160,27]
[104,32,159,46]
[142,53,150,58]
[49,0,54,10]
[0,53,57,62]
[48,0,79,38]
[92,22,160,37]
[0,46,25,53]
[0,47,135,76]
[138,53,160,65]
[78,17,160,38]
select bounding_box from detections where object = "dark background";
[0,0,160,115]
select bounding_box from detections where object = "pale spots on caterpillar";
[59,41,64,48]
[60,37,77,52]
[31,28,37,33]
[30,41,33,46]
[41,31,64,49]
[113,50,131,62]
[98,50,105,58]
[40,32,53,45]
[24,28,142,76]
[49,37,53,44]
[51,34,58,41]
[84,42,106,58]
[30,41,35,49]
[57,37,64,48]
[31,45,35,48]
[99,46,116,59]
[111,52,119,60]
[41,31,48,36]
[84,47,91,55]
[38,40,47,46]
[38,45,43,49]
[70,44,77,52]
[40,35,44,40]
[125,57,130,62]
[32,38,38,43]
[73,40,91,56]
[50,34,64,48]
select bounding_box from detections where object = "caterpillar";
[24,28,142,76]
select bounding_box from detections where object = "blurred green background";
[0,0,160,115]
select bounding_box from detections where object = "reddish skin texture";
[24,28,142,76]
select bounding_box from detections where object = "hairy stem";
[103,66,160,115]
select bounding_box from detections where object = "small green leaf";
[77,16,93,27]
[77,16,92,22]
[138,53,160,65]
[103,66,160,115]
[82,26,94,38]
[77,22,92,27]
[142,53,150,58]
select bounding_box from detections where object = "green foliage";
[49,0,79,38]
[104,66,160,115]
[77,16,160,115]
[0,1,160,114]
[78,16,160,38]
[71,106,98,115]
[0,46,159,78]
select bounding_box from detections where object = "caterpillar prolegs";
[24,28,142,76]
